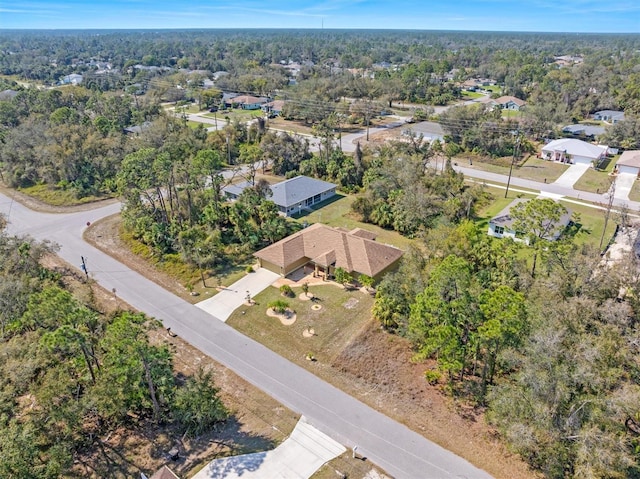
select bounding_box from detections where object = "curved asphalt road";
[0,192,492,479]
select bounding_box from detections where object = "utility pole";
[80,256,89,281]
[504,129,521,198]
[599,175,616,250]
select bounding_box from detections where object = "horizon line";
[0,27,638,35]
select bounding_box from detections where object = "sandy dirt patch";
[266,308,297,325]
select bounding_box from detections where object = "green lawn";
[474,186,537,228]
[202,109,264,123]
[501,110,522,118]
[473,185,616,250]
[227,284,374,369]
[573,169,614,194]
[559,200,617,248]
[462,91,484,100]
[630,181,640,202]
[291,193,414,250]
[482,85,502,93]
[18,184,110,206]
[460,156,569,183]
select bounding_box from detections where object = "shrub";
[424,369,442,385]
[279,284,294,297]
[268,299,289,314]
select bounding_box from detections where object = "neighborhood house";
[223,175,337,216]
[592,110,625,124]
[616,150,640,177]
[541,138,607,165]
[488,199,572,245]
[491,95,526,111]
[254,223,403,279]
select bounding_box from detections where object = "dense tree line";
[0,219,228,478]
[373,205,640,476]
[351,141,487,236]
[0,85,158,197]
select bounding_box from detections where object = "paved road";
[451,164,640,212]
[0,192,493,479]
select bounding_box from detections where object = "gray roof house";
[223,176,337,216]
[488,198,572,245]
[593,110,625,124]
[562,124,606,139]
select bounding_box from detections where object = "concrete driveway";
[553,163,591,188]
[615,172,636,201]
[195,268,279,321]
[191,417,346,479]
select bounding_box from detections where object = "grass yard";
[267,117,316,135]
[573,168,614,194]
[629,181,640,202]
[291,193,414,250]
[462,91,484,100]
[560,200,616,248]
[459,155,568,183]
[18,183,110,206]
[203,109,264,123]
[227,284,375,371]
[501,109,523,118]
[483,85,502,93]
[474,186,537,228]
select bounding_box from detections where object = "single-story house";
[226,95,268,110]
[491,95,526,111]
[123,121,152,135]
[593,110,625,124]
[261,100,285,116]
[223,176,337,216]
[541,138,607,165]
[0,89,18,101]
[488,199,572,245]
[254,223,403,279]
[562,124,605,139]
[616,150,640,176]
[60,73,83,85]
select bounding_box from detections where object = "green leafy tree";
[409,255,481,382]
[173,368,228,436]
[510,198,569,276]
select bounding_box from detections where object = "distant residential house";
[226,95,268,110]
[223,175,337,216]
[562,124,606,139]
[491,95,526,111]
[261,99,285,116]
[254,223,403,279]
[488,199,572,246]
[541,138,607,165]
[60,73,83,85]
[0,89,18,101]
[616,150,640,176]
[592,110,625,124]
[123,121,152,135]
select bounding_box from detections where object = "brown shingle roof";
[255,224,403,277]
[150,465,180,479]
[349,228,378,240]
[494,95,526,107]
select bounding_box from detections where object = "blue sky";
[1,0,639,32]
